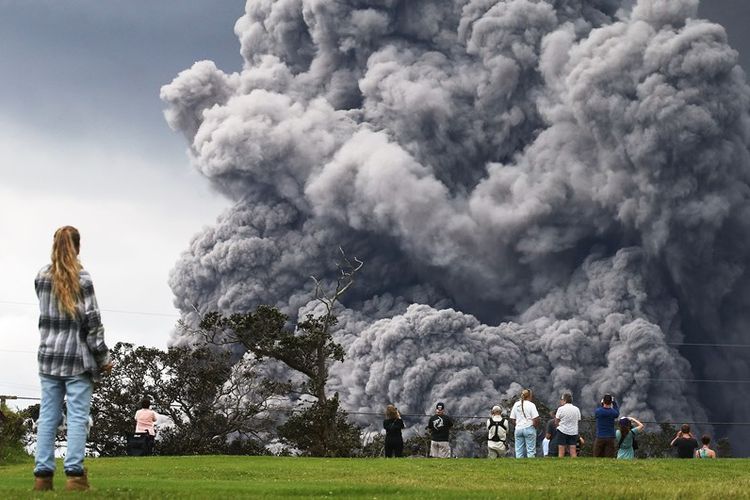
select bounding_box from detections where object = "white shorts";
[430,441,451,458]
[488,441,507,458]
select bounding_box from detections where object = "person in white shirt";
[555,393,581,458]
[510,389,539,458]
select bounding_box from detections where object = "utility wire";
[155,403,750,426]
[0,300,179,318]
[2,301,750,347]
[4,398,749,426]
[667,342,750,348]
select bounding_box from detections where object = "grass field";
[1,456,748,499]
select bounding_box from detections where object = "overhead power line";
[667,342,750,348]
[4,300,750,347]
[0,300,179,318]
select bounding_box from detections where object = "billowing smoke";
[162,0,750,452]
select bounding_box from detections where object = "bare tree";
[194,249,365,456]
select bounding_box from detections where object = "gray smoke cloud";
[162,0,750,453]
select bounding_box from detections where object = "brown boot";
[65,470,90,491]
[33,476,54,491]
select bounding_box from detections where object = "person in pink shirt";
[134,398,157,454]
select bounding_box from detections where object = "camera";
[601,394,614,406]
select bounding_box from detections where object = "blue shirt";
[594,405,619,438]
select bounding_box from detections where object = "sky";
[1,0,749,410]
[0,0,245,405]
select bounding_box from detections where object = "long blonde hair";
[50,226,82,318]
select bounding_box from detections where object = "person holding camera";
[383,404,405,457]
[671,424,699,458]
[593,394,619,458]
[616,416,643,459]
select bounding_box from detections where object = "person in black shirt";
[426,402,453,458]
[383,404,405,458]
[670,423,699,458]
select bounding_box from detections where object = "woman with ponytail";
[510,389,539,458]
[33,226,111,492]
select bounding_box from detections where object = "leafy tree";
[89,342,283,456]
[276,395,362,457]
[196,250,364,456]
[0,403,32,464]
[633,422,677,458]
[716,437,732,458]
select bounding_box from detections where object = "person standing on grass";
[510,389,539,458]
[593,394,619,458]
[486,405,508,458]
[616,416,643,459]
[135,398,158,456]
[426,402,453,458]
[695,435,717,459]
[383,404,405,458]
[671,424,699,458]
[544,415,559,457]
[555,393,581,458]
[33,226,112,492]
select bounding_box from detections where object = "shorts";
[487,440,507,458]
[557,430,578,446]
[430,441,451,458]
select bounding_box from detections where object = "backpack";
[487,417,507,443]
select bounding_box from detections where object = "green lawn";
[1,456,748,499]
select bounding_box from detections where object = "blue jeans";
[514,426,537,458]
[34,373,93,477]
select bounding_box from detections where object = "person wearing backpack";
[616,417,644,459]
[486,405,508,458]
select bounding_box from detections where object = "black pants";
[385,438,403,457]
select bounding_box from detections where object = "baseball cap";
[491,405,502,413]
[436,402,445,410]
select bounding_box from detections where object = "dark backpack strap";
[618,430,627,448]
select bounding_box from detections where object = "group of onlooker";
[383,389,719,459]
[671,424,717,459]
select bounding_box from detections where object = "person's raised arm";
[670,429,681,446]
[630,417,644,432]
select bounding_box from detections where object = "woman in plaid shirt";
[33,226,112,492]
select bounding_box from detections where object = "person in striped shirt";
[33,226,112,492]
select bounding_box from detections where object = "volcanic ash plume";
[162,0,750,451]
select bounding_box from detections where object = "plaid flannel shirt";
[35,265,110,381]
